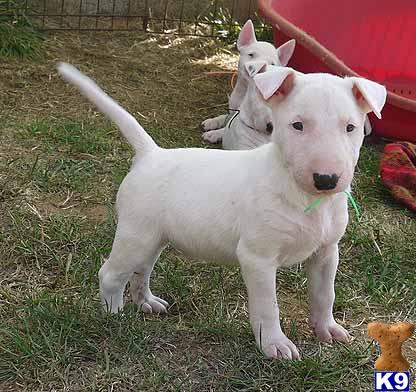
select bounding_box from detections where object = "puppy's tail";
[57,62,157,154]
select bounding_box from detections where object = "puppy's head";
[237,20,295,80]
[239,80,274,134]
[254,68,387,195]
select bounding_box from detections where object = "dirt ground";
[1,31,237,130]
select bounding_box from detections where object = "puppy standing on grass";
[201,19,295,147]
[58,63,386,360]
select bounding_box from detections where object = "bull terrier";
[201,19,295,135]
[203,62,276,149]
[58,63,386,360]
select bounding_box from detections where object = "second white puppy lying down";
[203,62,275,150]
[201,19,295,133]
[58,63,386,360]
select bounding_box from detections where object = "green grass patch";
[0,290,379,391]
[339,145,416,311]
[0,1,43,59]
[29,157,102,193]
[205,8,273,43]
[22,120,118,155]
[3,120,131,199]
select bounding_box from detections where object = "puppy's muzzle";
[313,173,339,191]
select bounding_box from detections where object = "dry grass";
[1,32,234,123]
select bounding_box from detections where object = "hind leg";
[129,249,169,314]
[99,221,166,313]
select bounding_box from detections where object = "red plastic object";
[258,0,416,142]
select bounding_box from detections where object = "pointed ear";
[253,68,295,100]
[237,19,257,50]
[276,39,296,66]
[244,60,267,78]
[364,116,372,136]
[350,77,387,119]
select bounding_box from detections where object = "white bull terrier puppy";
[203,62,275,149]
[58,63,386,360]
[201,19,295,134]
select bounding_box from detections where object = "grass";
[21,120,117,155]
[0,0,43,59]
[0,33,415,391]
[206,7,273,42]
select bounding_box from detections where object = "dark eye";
[248,53,254,58]
[292,122,303,131]
[346,124,355,133]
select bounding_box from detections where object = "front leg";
[201,114,228,132]
[202,128,225,144]
[307,243,350,343]
[238,246,300,360]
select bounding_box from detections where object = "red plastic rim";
[257,0,416,114]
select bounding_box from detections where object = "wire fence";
[3,0,262,37]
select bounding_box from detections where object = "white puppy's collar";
[227,109,263,134]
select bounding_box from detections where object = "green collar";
[304,191,360,218]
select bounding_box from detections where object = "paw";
[135,293,169,314]
[101,296,123,314]
[261,335,300,360]
[100,289,124,314]
[312,320,350,343]
[201,118,217,132]
[202,130,222,144]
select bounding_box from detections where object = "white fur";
[58,63,386,360]
[203,67,274,149]
[201,19,295,136]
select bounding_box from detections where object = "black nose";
[266,122,273,134]
[313,173,339,190]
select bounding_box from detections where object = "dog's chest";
[276,204,347,266]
